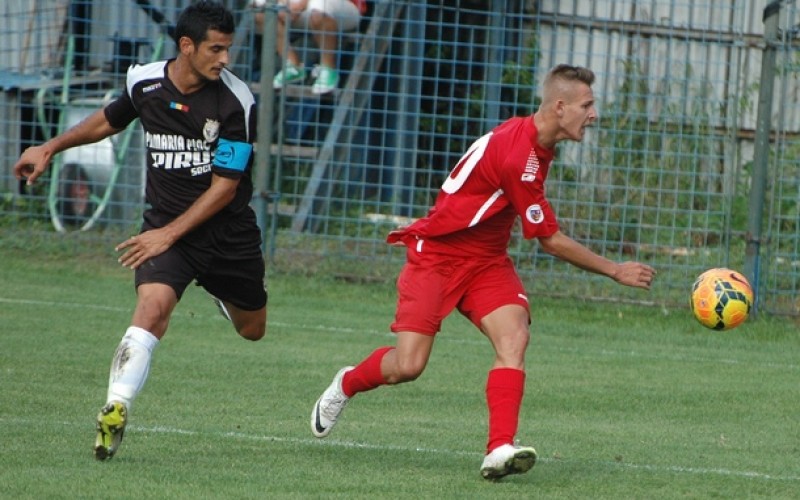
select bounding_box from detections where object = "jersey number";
[441,132,493,194]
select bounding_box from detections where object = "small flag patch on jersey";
[170,102,190,112]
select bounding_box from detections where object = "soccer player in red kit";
[310,64,656,480]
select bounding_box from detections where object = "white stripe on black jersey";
[220,70,255,144]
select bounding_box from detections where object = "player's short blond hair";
[542,64,595,103]
[545,64,595,87]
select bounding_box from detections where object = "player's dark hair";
[545,64,595,87]
[174,1,235,47]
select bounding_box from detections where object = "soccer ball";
[690,268,753,330]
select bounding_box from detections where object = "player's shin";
[341,346,393,395]
[106,326,159,409]
[485,367,525,453]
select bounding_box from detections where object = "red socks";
[340,352,525,454]
[485,367,525,454]
[341,347,393,397]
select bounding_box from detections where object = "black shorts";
[135,209,267,311]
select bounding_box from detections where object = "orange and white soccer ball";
[690,268,753,330]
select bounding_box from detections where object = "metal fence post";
[744,0,781,316]
[254,0,278,255]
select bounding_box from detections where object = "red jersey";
[387,116,559,257]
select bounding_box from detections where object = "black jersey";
[104,59,257,228]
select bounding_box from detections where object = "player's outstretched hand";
[13,145,53,186]
[613,261,656,290]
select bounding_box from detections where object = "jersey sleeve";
[103,89,139,130]
[499,154,559,239]
[212,73,256,178]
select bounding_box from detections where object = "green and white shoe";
[311,65,339,95]
[273,63,306,89]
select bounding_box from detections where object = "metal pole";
[484,0,506,128]
[254,1,279,254]
[744,0,781,316]
[393,2,423,217]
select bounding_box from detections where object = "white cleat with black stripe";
[311,366,353,438]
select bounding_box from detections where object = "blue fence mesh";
[1,0,798,315]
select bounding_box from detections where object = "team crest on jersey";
[203,119,220,143]
[525,204,545,224]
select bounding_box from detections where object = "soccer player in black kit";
[13,1,267,460]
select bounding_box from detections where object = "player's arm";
[538,230,656,289]
[116,137,253,269]
[116,173,239,269]
[13,108,123,186]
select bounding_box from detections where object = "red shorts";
[390,247,529,335]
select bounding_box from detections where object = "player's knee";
[492,328,530,363]
[515,327,531,349]
[386,358,425,384]
[237,320,266,341]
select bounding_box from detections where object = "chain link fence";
[1,0,798,316]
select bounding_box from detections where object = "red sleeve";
[498,149,559,239]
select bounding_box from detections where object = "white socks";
[106,326,159,410]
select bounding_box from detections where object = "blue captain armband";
[213,138,253,173]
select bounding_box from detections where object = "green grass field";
[1,248,798,499]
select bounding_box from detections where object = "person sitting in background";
[253,0,366,94]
